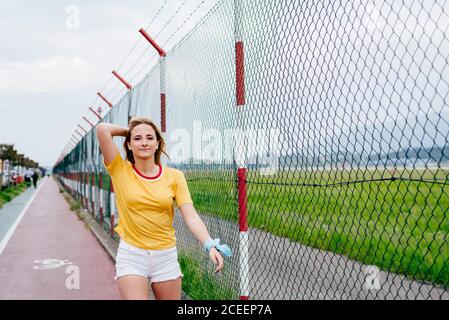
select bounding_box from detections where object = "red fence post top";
[83,117,95,128]
[139,28,166,57]
[75,130,84,139]
[112,70,132,90]
[89,107,102,120]
[78,124,87,134]
[97,92,113,108]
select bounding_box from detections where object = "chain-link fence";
[54,0,449,299]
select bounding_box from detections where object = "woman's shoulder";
[163,166,187,177]
[164,166,179,174]
[117,156,132,171]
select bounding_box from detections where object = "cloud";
[0,55,96,93]
[0,1,155,94]
[0,0,222,167]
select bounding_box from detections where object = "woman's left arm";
[179,203,224,273]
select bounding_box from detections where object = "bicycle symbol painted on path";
[33,259,80,289]
[33,259,73,270]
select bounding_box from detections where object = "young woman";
[96,117,230,300]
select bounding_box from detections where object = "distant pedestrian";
[10,171,18,187]
[32,170,38,188]
[24,169,32,187]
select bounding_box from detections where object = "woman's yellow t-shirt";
[104,151,193,250]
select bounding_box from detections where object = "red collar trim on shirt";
[132,164,163,180]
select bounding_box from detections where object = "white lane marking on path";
[0,177,48,256]
[33,258,73,270]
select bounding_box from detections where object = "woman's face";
[127,124,159,160]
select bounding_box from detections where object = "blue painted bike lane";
[0,179,44,254]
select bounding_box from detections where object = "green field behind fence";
[185,167,449,287]
[70,166,449,287]
[179,254,236,300]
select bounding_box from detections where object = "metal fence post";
[234,0,250,301]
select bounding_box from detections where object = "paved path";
[175,213,449,300]
[0,177,121,300]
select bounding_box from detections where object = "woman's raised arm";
[96,123,128,166]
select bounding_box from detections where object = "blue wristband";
[204,238,232,257]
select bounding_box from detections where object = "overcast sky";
[2,0,448,170]
[0,0,219,169]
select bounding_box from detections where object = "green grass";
[60,167,449,288]
[179,253,236,300]
[186,167,449,287]
[0,183,28,206]
[70,202,81,212]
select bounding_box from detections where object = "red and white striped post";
[80,172,85,209]
[76,172,79,202]
[110,180,116,237]
[99,172,104,227]
[85,172,90,212]
[78,172,82,207]
[235,1,250,300]
[139,28,167,133]
[75,173,78,200]
[82,172,86,210]
[91,173,95,218]
[160,54,166,133]
[80,172,83,208]
[83,172,87,210]
[80,173,83,205]
[83,171,87,211]
[108,71,131,238]
[69,173,72,196]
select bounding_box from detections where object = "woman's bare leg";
[151,277,182,300]
[117,275,149,300]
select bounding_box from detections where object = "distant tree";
[0,144,39,169]
[0,144,18,162]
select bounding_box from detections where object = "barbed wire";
[63,0,171,156]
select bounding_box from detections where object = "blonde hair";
[124,117,169,165]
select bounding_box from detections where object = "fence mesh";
[54,0,449,299]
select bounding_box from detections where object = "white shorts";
[115,239,184,283]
